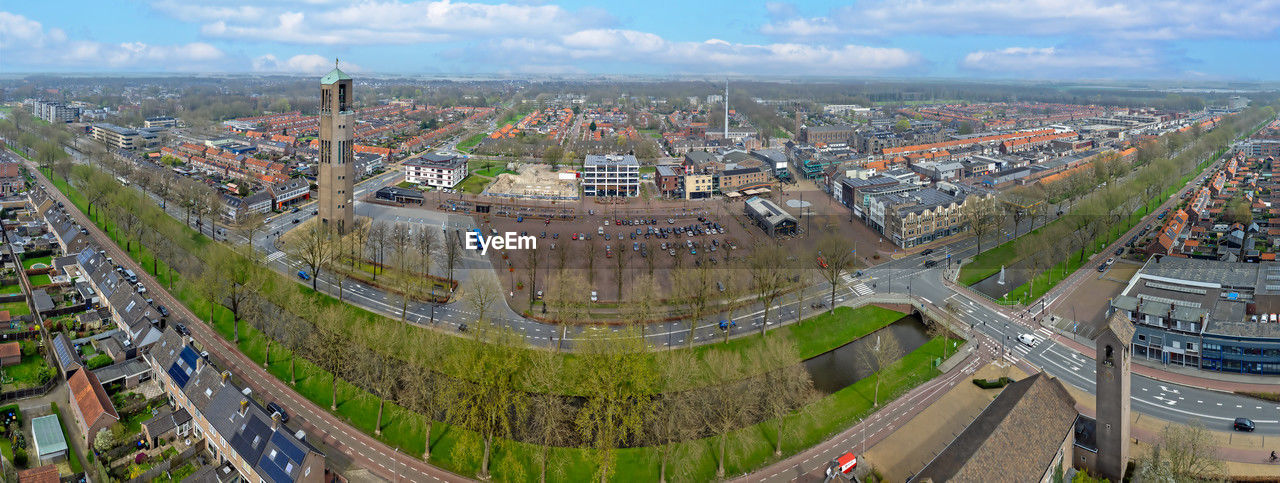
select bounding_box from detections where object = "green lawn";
[22,255,52,269]
[41,160,959,481]
[395,181,418,189]
[1,300,31,317]
[693,305,905,361]
[27,274,52,286]
[3,354,52,389]
[456,175,491,194]
[457,132,485,153]
[0,284,20,295]
[473,166,516,178]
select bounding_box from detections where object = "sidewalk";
[1053,334,1280,393]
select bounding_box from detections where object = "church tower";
[318,60,354,234]
[1095,312,1134,481]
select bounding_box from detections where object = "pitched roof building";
[914,373,1078,482]
[67,369,120,445]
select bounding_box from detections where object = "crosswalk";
[851,283,873,297]
[1003,326,1054,363]
[266,251,285,263]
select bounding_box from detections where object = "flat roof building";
[744,196,797,237]
[403,153,467,188]
[582,154,639,197]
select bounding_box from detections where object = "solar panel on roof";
[53,338,74,366]
[167,363,190,388]
[271,431,305,463]
[179,347,199,368]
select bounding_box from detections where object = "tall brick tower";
[318,59,354,234]
[1096,312,1134,481]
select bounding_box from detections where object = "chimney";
[195,356,204,373]
[221,370,230,384]
[271,411,282,430]
[239,398,249,417]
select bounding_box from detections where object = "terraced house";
[147,329,325,482]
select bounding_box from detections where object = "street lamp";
[429,285,437,325]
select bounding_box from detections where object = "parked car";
[590,291,598,302]
[1233,418,1255,432]
[175,323,189,335]
[267,402,289,423]
[157,305,170,317]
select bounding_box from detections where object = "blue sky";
[2,0,1279,80]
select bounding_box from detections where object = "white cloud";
[252,54,360,74]
[0,11,224,70]
[960,46,1163,77]
[762,0,1280,40]
[163,0,608,45]
[493,28,921,75]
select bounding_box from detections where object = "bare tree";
[756,336,816,456]
[816,234,856,313]
[223,245,264,343]
[523,348,574,483]
[749,242,788,335]
[574,327,656,482]
[613,239,628,302]
[860,331,901,407]
[441,322,527,479]
[367,221,388,280]
[649,351,704,483]
[961,195,1001,255]
[357,326,401,435]
[415,227,438,277]
[232,210,267,245]
[700,349,756,478]
[443,231,461,285]
[310,305,351,410]
[463,271,502,327]
[1139,419,1225,480]
[674,260,715,347]
[283,220,337,291]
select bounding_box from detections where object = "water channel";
[803,313,931,394]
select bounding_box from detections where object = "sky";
[1,0,1279,80]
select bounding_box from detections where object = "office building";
[582,154,639,197]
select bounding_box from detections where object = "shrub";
[86,354,115,370]
[14,447,28,466]
[972,377,1015,389]
[1237,391,1280,402]
[19,340,37,356]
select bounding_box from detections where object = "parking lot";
[483,201,755,307]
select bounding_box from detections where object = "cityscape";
[1,1,1279,482]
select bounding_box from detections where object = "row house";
[148,329,325,482]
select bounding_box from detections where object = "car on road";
[292,218,300,224]
[175,323,189,335]
[923,259,938,268]
[297,270,310,280]
[290,207,300,213]
[267,402,289,423]
[590,291,598,302]
[457,323,467,332]
[1017,333,1041,347]
[1233,418,1255,432]
[921,248,935,256]
[1114,247,1124,256]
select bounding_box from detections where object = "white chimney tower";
[724,80,730,140]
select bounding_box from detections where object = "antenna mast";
[724,80,729,140]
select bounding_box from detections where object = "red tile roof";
[69,369,118,429]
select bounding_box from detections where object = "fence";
[0,377,56,403]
